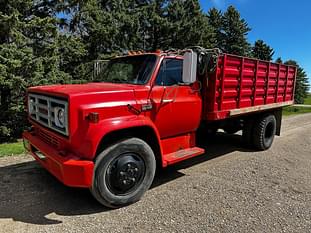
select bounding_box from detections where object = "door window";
[155,59,183,86]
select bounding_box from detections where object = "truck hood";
[28,82,140,98]
[28,82,150,144]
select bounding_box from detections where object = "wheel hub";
[265,122,274,139]
[106,153,145,195]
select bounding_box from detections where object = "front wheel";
[91,138,156,208]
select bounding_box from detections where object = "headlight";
[55,107,65,128]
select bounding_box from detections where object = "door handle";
[162,99,174,103]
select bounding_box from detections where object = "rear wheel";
[91,138,156,208]
[252,114,276,150]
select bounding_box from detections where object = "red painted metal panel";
[205,53,297,120]
[23,131,94,188]
[218,54,227,110]
[160,133,195,156]
[163,147,205,166]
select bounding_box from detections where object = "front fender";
[74,115,163,160]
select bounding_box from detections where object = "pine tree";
[161,0,215,49]
[138,0,170,51]
[275,57,283,64]
[207,8,223,49]
[67,0,214,53]
[0,0,80,141]
[67,0,144,57]
[284,60,309,104]
[252,40,274,61]
[221,6,251,55]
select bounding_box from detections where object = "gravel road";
[1,113,311,233]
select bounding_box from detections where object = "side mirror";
[182,51,197,84]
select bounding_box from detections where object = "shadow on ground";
[0,132,253,225]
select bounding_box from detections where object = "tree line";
[0,0,309,142]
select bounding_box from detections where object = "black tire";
[90,138,156,208]
[252,114,276,150]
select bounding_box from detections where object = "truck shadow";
[0,132,253,225]
[151,132,253,187]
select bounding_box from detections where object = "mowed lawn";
[304,94,311,105]
[283,94,311,116]
[283,106,311,116]
[0,141,25,157]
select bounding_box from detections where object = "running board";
[163,147,205,166]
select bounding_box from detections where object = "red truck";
[23,48,296,208]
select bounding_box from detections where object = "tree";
[0,0,85,141]
[252,40,274,61]
[66,0,215,54]
[275,57,283,64]
[207,8,223,49]
[212,6,251,55]
[284,60,309,104]
[159,0,215,50]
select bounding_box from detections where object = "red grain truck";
[23,48,296,208]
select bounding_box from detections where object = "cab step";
[163,147,205,166]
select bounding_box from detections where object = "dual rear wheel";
[243,114,277,150]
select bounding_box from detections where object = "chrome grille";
[28,93,69,136]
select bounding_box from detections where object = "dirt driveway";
[1,114,311,233]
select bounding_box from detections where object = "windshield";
[94,55,157,84]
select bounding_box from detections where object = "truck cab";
[23,50,205,207]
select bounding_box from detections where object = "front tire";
[91,138,156,208]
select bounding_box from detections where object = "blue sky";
[199,0,311,88]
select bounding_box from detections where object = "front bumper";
[23,131,94,188]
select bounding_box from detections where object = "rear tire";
[91,138,156,208]
[252,114,276,150]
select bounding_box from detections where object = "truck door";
[150,58,202,138]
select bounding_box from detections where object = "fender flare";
[82,115,163,162]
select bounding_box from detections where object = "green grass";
[283,106,311,116]
[0,141,25,157]
[304,94,311,105]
